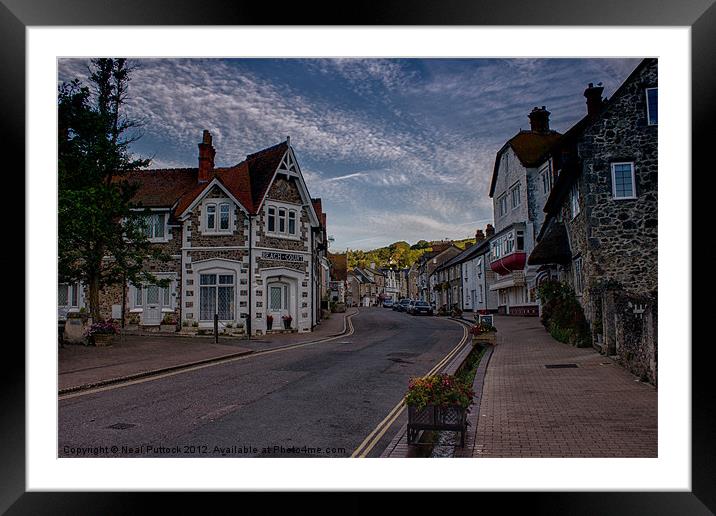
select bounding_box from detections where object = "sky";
[58,58,641,251]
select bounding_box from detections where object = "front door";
[268,282,289,326]
[143,285,162,325]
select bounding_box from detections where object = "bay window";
[199,273,235,321]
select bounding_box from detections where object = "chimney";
[584,82,604,118]
[475,229,485,242]
[528,106,551,134]
[485,224,495,238]
[198,130,216,183]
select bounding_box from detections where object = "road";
[58,307,465,458]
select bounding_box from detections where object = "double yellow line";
[350,319,469,458]
[59,310,358,401]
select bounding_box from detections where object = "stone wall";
[561,59,658,382]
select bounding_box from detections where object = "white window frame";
[219,202,231,231]
[510,182,521,210]
[266,202,302,240]
[645,87,658,126]
[202,198,234,235]
[143,212,168,242]
[58,282,81,309]
[497,193,508,217]
[610,162,637,200]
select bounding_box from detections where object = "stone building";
[348,267,378,307]
[489,107,562,315]
[65,131,329,336]
[529,58,658,383]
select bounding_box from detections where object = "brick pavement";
[470,315,657,458]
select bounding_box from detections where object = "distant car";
[410,300,434,316]
[396,299,411,312]
[383,299,394,308]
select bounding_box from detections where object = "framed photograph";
[6,0,710,512]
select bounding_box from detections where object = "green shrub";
[538,280,591,347]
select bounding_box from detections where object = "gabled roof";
[122,140,296,218]
[489,130,562,197]
[350,268,375,284]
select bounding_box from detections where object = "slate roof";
[434,239,491,273]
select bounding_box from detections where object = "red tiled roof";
[121,140,290,217]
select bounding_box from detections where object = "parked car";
[410,300,434,316]
[396,298,412,312]
[383,299,394,308]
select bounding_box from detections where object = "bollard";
[214,313,218,343]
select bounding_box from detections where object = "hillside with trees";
[346,237,476,270]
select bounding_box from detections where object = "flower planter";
[92,334,115,347]
[282,320,292,330]
[472,332,496,346]
[407,404,468,447]
[267,320,273,331]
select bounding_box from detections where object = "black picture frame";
[4,0,710,513]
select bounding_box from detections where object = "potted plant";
[266,314,274,331]
[160,313,177,332]
[404,373,474,447]
[282,314,292,330]
[84,319,119,347]
[470,321,497,345]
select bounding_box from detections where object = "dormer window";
[202,200,233,234]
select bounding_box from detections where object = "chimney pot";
[485,224,495,238]
[475,229,485,242]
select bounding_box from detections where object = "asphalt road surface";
[58,307,465,458]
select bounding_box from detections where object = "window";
[135,285,143,306]
[646,87,658,125]
[219,203,230,230]
[492,241,501,260]
[504,232,514,254]
[268,207,276,232]
[288,210,297,235]
[510,183,521,209]
[574,257,584,295]
[206,204,216,230]
[516,230,525,251]
[59,283,80,307]
[199,273,235,321]
[570,183,580,218]
[611,162,637,199]
[278,209,286,233]
[479,285,484,303]
[143,213,166,239]
[498,194,508,217]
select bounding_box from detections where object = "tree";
[58,59,167,321]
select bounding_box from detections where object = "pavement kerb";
[58,308,359,396]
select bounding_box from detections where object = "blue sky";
[58,58,641,251]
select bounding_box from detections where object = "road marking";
[350,318,469,458]
[59,310,358,401]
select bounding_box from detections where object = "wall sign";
[261,251,304,262]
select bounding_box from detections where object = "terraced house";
[71,131,329,336]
